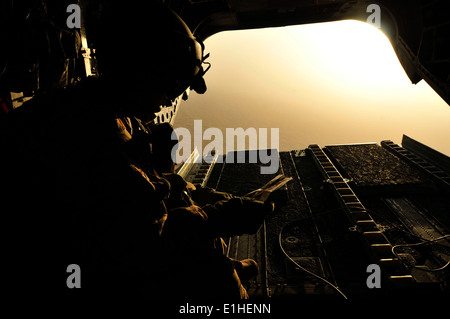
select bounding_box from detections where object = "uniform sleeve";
[201,197,274,238]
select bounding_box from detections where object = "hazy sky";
[174,20,450,157]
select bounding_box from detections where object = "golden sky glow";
[175,20,450,156]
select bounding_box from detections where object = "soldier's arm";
[201,197,274,238]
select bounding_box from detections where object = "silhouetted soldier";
[1,0,271,304]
